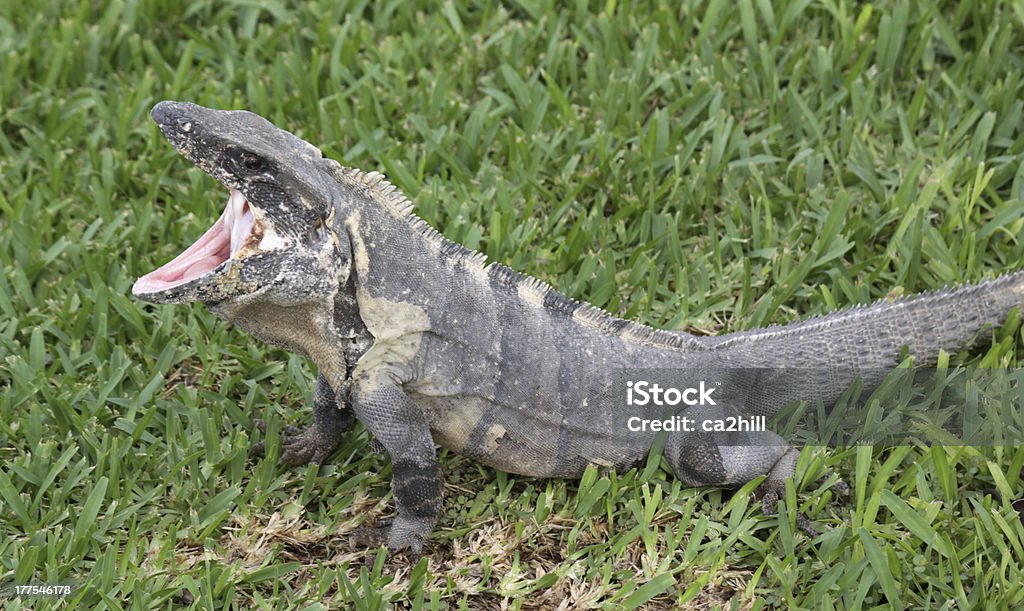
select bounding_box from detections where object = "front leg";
[251,372,354,466]
[348,381,442,560]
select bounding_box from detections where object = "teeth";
[228,189,249,254]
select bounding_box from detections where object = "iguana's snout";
[133,101,341,306]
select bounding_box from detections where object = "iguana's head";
[133,101,345,306]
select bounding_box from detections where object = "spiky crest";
[321,161,709,351]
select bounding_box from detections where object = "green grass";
[3,0,1024,607]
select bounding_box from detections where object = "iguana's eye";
[235,151,266,173]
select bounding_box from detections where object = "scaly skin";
[133,101,1024,558]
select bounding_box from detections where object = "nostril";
[176,118,192,133]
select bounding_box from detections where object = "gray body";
[133,101,1024,557]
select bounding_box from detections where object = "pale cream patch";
[352,333,424,389]
[315,210,347,284]
[258,226,290,251]
[466,261,491,285]
[356,290,430,340]
[483,424,506,453]
[345,210,370,277]
[344,207,431,339]
[345,208,433,390]
[325,206,337,227]
[351,289,431,392]
[411,393,489,452]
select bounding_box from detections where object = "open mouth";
[132,188,255,295]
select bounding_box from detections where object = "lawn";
[3,0,1024,608]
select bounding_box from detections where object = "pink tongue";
[184,256,227,278]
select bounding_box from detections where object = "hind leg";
[749,446,819,535]
[665,419,819,535]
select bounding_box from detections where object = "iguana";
[133,101,1024,558]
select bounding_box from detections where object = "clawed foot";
[249,419,341,466]
[755,475,849,537]
[349,515,434,562]
[825,477,851,501]
[756,478,819,536]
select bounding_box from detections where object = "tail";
[709,271,1024,368]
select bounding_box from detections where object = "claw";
[349,516,429,562]
[830,479,851,501]
[249,419,340,466]
[350,523,390,548]
[756,480,819,537]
